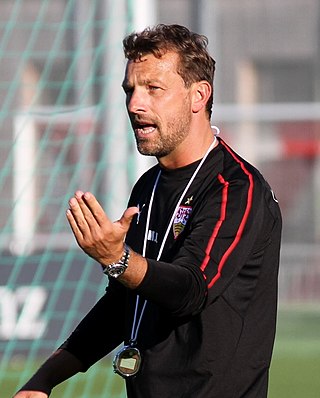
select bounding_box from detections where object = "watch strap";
[102,244,130,278]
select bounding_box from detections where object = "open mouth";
[134,122,157,136]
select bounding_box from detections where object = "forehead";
[123,51,181,82]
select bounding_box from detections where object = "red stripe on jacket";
[200,174,229,278]
[201,140,254,289]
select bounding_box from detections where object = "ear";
[191,81,212,114]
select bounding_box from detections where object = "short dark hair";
[123,24,216,119]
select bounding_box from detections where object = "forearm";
[111,248,206,316]
[135,257,207,316]
[116,249,148,289]
[16,349,84,396]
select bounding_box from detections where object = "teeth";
[137,126,155,135]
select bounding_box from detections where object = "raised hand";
[66,191,138,266]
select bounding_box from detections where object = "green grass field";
[3,307,320,397]
[268,307,320,398]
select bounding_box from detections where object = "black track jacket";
[61,138,282,398]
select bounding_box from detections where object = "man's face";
[122,51,193,160]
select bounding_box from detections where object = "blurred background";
[0,0,319,397]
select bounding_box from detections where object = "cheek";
[154,92,191,124]
[168,96,192,119]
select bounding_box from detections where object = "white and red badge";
[173,205,193,239]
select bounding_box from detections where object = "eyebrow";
[144,78,163,85]
[122,78,165,89]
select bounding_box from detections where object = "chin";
[137,144,155,156]
[137,145,168,158]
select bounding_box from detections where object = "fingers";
[66,192,90,240]
[66,192,138,261]
[67,191,110,235]
[66,205,84,244]
[78,191,109,227]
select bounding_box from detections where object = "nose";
[127,88,147,114]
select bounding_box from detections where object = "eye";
[148,85,162,92]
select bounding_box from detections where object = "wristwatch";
[103,244,130,278]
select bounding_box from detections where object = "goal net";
[0,1,145,396]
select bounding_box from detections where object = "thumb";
[119,206,139,231]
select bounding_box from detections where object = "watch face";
[104,244,130,278]
[107,264,127,278]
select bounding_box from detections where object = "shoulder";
[217,138,266,189]
[217,138,280,212]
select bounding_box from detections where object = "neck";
[158,125,218,169]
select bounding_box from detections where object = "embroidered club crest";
[173,205,192,239]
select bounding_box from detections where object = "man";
[14,24,282,398]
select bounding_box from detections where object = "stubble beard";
[135,109,192,159]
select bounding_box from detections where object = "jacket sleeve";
[136,172,280,318]
[59,279,127,370]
